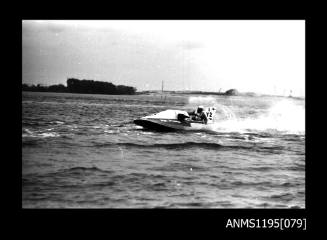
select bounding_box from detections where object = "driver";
[188,106,208,123]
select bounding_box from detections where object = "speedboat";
[134,107,216,131]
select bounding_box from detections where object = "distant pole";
[183,40,185,91]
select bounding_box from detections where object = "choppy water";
[22,92,305,208]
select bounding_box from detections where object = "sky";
[22,20,305,97]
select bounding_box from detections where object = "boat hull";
[134,118,204,131]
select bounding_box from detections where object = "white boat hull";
[133,108,216,131]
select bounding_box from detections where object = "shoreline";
[22,90,304,100]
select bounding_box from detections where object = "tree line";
[22,78,137,95]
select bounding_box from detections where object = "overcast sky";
[22,20,305,97]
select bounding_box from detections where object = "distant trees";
[66,78,136,95]
[225,89,239,96]
[22,83,31,91]
[48,84,67,92]
[116,85,137,95]
[22,78,137,95]
[22,83,67,92]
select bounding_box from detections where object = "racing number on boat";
[206,111,213,120]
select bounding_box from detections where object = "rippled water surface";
[22,92,305,208]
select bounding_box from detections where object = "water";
[22,92,305,208]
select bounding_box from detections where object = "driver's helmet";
[197,106,204,113]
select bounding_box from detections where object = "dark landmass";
[224,89,238,96]
[22,78,137,95]
[22,83,68,93]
